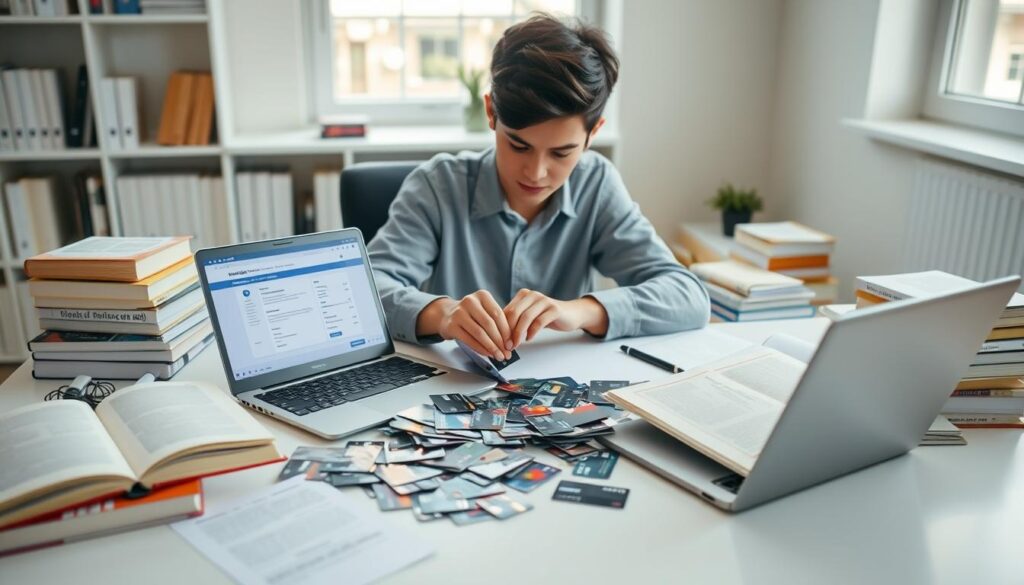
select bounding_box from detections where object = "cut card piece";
[383,447,445,465]
[503,462,561,493]
[548,404,619,429]
[433,410,474,431]
[481,430,525,447]
[450,508,495,526]
[529,381,587,409]
[470,452,534,480]
[412,490,475,515]
[525,413,575,436]
[588,380,630,405]
[552,480,629,509]
[460,471,496,486]
[469,407,506,430]
[326,472,381,487]
[573,451,619,480]
[488,349,520,370]
[424,441,495,472]
[374,464,444,487]
[372,483,413,511]
[430,393,474,414]
[395,404,436,425]
[455,339,511,383]
[476,493,533,520]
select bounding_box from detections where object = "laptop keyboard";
[255,356,444,416]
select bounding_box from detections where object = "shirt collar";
[470,148,578,221]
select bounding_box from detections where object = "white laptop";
[195,229,493,439]
[602,276,1021,512]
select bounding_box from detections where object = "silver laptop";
[195,229,493,439]
[603,276,1021,512]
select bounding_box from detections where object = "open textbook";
[607,343,807,476]
[0,381,283,530]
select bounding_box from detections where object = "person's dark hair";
[490,13,619,133]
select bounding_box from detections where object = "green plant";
[457,65,485,106]
[707,183,763,213]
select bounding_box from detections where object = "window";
[923,0,1024,137]
[308,0,594,125]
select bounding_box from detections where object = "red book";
[0,480,204,557]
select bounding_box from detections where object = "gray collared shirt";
[367,148,710,344]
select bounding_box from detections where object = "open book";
[0,381,283,530]
[606,345,806,476]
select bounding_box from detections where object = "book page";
[96,381,274,480]
[0,401,136,508]
[43,236,176,258]
[607,347,806,475]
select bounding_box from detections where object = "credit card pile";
[277,377,636,524]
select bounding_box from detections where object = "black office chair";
[340,161,422,244]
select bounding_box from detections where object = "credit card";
[449,508,495,526]
[587,380,630,405]
[548,404,618,428]
[412,490,474,515]
[525,413,575,436]
[433,410,474,431]
[470,407,506,430]
[503,462,561,493]
[489,349,520,370]
[470,451,534,480]
[430,393,474,414]
[372,483,413,511]
[326,472,381,487]
[572,451,619,479]
[551,480,629,508]
[476,493,533,519]
[374,464,444,487]
[424,441,494,472]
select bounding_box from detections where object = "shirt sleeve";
[584,164,710,339]
[366,167,448,344]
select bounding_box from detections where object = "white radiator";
[903,158,1024,288]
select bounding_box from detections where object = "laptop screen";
[201,236,389,383]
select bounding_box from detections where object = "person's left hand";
[502,289,607,347]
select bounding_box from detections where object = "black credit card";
[551,480,629,508]
[489,349,520,370]
[430,393,473,414]
[588,380,630,405]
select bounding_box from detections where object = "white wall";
[766,0,925,301]
[615,0,783,239]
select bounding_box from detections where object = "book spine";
[113,0,139,14]
[1,69,28,151]
[951,389,1024,397]
[41,69,64,150]
[35,307,157,324]
[0,74,14,151]
[98,78,122,150]
[115,77,140,150]
[856,280,907,302]
[945,414,1024,424]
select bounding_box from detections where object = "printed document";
[172,477,433,585]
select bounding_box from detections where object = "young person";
[368,14,709,362]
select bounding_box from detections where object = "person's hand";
[437,290,513,361]
[503,289,608,347]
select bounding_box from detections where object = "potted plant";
[707,182,763,237]
[458,65,487,133]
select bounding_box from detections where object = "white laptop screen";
[202,237,388,382]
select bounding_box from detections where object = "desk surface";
[2,319,1022,585]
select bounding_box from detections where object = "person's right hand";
[437,290,513,361]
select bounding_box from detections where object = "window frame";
[922,0,1024,138]
[305,0,603,126]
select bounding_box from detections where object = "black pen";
[620,345,684,374]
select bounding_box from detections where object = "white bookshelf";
[0,0,620,363]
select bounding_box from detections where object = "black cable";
[44,379,117,409]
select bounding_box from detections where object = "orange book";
[989,326,1024,341]
[0,480,203,556]
[186,73,214,145]
[855,289,888,305]
[955,377,1024,391]
[27,257,198,302]
[24,236,192,282]
[157,72,196,146]
[730,249,829,270]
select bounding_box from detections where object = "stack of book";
[855,270,1024,428]
[690,260,815,322]
[23,236,214,380]
[730,221,838,305]
[0,378,283,556]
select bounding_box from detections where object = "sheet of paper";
[172,477,433,585]
[46,236,175,257]
[636,327,754,370]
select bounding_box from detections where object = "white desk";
[2,319,1023,584]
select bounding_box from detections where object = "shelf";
[86,14,208,24]
[0,354,27,364]
[843,118,1024,178]
[0,149,102,162]
[106,144,223,158]
[227,126,622,156]
[0,16,84,24]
